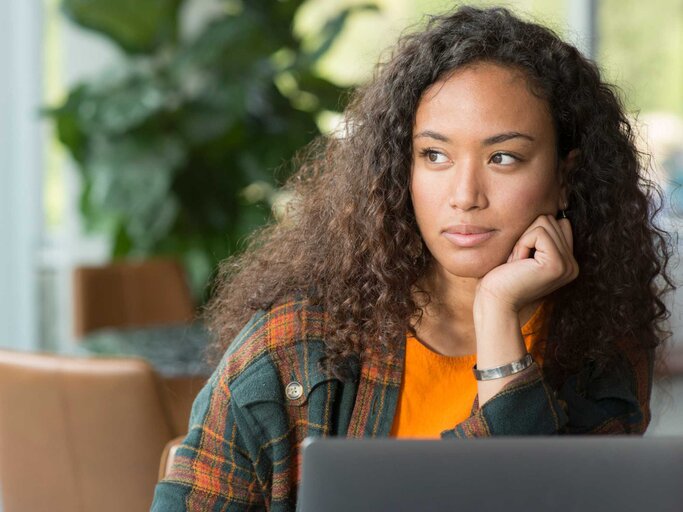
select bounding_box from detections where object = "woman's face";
[410,61,567,279]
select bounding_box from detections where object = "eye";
[419,148,449,164]
[490,152,518,165]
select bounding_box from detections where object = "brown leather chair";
[73,258,195,338]
[158,435,186,480]
[70,257,207,440]
[0,350,177,512]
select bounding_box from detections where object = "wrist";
[473,296,526,367]
[473,292,519,324]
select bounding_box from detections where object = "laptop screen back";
[298,437,683,512]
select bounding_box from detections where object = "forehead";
[414,62,554,141]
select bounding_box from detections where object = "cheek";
[410,175,443,227]
[503,179,560,229]
[410,165,448,205]
[525,178,560,210]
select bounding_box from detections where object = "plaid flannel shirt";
[151,297,654,511]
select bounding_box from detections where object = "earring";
[558,202,568,219]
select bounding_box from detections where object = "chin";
[440,257,499,279]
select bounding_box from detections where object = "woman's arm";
[471,213,579,404]
[151,375,266,511]
[441,337,653,438]
[472,299,533,406]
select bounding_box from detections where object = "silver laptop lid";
[298,437,683,512]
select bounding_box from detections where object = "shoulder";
[212,295,335,407]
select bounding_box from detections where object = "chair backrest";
[158,435,186,481]
[73,258,195,338]
[0,350,175,512]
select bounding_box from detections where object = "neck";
[409,264,541,356]
[412,264,477,319]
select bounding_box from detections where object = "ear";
[558,149,579,207]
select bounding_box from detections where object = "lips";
[443,224,493,235]
[442,225,495,247]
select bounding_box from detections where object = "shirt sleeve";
[441,342,654,438]
[150,373,266,511]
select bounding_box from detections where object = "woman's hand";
[474,214,579,313]
[472,214,578,404]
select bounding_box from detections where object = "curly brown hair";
[204,5,675,385]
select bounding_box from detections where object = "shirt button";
[285,381,304,400]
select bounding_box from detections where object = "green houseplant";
[48,0,376,301]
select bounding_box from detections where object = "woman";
[152,5,674,511]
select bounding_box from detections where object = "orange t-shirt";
[390,302,548,438]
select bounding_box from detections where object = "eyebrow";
[413,130,535,146]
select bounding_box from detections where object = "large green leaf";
[44,84,90,164]
[85,134,186,248]
[81,70,174,134]
[298,4,380,66]
[292,71,348,112]
[61,0,184,54]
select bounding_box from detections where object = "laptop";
[298,437,683,512]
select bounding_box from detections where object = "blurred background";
[0,0,681,510]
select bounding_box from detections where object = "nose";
[448,157,487,211]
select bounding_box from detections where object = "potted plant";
[47,0,376,301]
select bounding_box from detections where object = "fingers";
[544,215,577,277]
[545,215,572,255]
[509,215,578,282]
[490,213,579,310]
[515,223,563,265]
[532,215,579,281]
[511,215,565,261]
